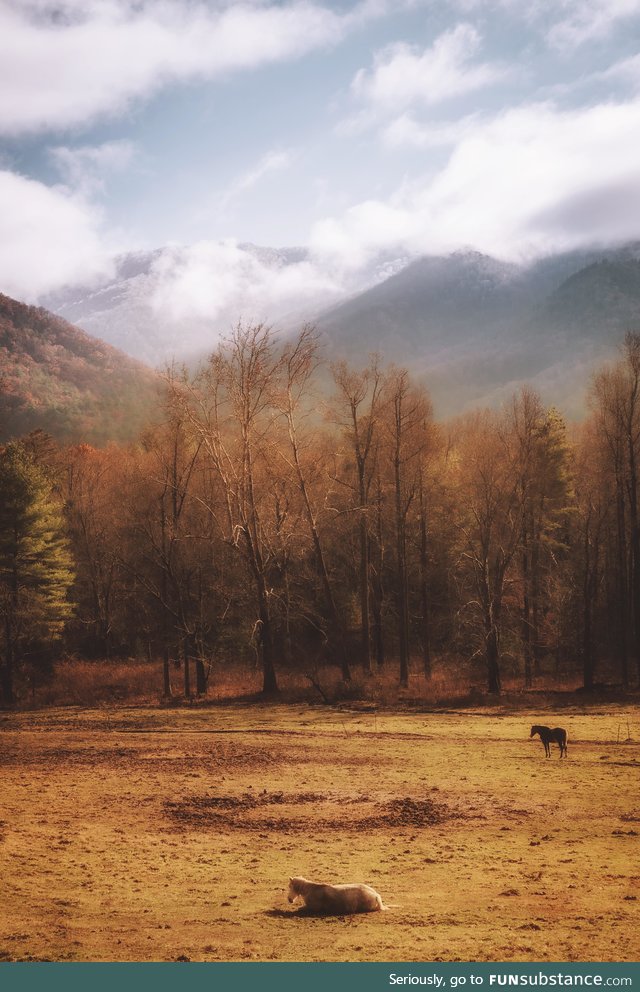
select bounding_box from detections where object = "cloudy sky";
[1,0,640,306]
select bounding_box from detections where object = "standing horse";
[530,725,568,758]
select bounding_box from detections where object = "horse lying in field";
[287,876,390,914]
[530,725,568,758]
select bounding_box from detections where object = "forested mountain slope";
[0,293,161,444]
[316,247,640,417]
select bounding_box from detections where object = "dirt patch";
[363,797,450,829]
[1,744,140,766]
[164,790,448,832]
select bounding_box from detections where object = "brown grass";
[34,658,163,707]
[25,655,625,712]
[1,702,639,962]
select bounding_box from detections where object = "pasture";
[0,703,638,962]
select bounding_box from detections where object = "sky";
[1,0,640,310]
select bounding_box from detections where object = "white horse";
[287,876,390,914]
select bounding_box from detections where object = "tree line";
[2,324,640,705]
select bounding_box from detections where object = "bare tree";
[331,356,383,674]
[172,324,284,695]
[65,444,124,660]
[137,410,203,698]
[278,330,351,681]
[590,333,640,684]
[382,368,433,688]
[453,410,524,695]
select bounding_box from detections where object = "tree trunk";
[255,578,278,695]
[195,657,207,696]
[615,475,629,686]
[183,644,191,700]
[241,455,280,695]
[531,533,542,678]
[160,500,173,699]
[162,645,171,699]
[285,411,351,682]
[484,588,502,695]
[583,595,593,690]
[418,481,432,680]
[359,509,372,673]
[583,528,594,691]
[627,433,640,682]
[486,622,502,695]
[371,479,385,668]
[522,542,533,688]
[395,457,409,688]
[1,618,14,706]
[371,580,384,668]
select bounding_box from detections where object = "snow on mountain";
[41,240,413,366]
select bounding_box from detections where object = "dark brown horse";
[530,725,568,758]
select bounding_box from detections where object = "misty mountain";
[0,293,161,444]
[39,239,640,420]
[42,246,195,366]
[43,243,322,365]
[41,242,412,367]
[316,244,640,417]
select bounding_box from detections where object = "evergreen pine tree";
[0,442,75,704]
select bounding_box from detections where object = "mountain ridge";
[0,292,161,444]
[315,244,640,417]
[35,239,640,421]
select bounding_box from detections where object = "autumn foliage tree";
[452,411,524,694]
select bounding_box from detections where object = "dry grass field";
[0,702,638,962]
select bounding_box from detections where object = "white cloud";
[0,0,387,135]
[0,169,113,299]
[381,111,480,148]
[311,199,415,271]
[340,23,509,143]
[49,140,137,195]
[311,96,640,266]
[148,240,345,336]
[546,0,640,50]
[235,150,293,192]
[489,0,640,50]
[217,149,294,212]
[351,24,507,113]
[589,52,640,89]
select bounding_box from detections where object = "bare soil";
[0,704,638,962]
